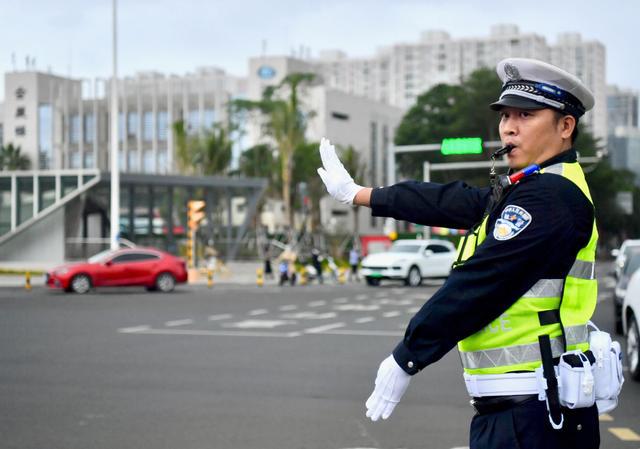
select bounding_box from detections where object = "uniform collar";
[538,148,578,169]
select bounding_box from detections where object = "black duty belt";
[470,394,538,415]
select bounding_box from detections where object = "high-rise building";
[607,85,639,131]
[314,24,607,142]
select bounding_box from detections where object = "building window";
[143,149,154,173]
[158,149,168,173]
[331,112,350,121]
[118,112,125,142]
[15,126,26,137]
[127,112,139,139]
[157,111,168,141]
[15,87,26,99]
[83,152,95,169]
[70,115,80,143]
[16,107,26,118]
[84,114,95,143]
[203,109,215,130]
[143,111,153,142]
[70,151,81,168]
[128,151,139,172]
[187,110,200,133]
[38,104,52,169]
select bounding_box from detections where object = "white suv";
[360,239,456,287]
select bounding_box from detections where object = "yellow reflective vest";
[456,161,598,375]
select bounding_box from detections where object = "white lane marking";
[407,307,421,314]
[376,298,413,306]
[383,311,401,318]
[281,312,337,320]
[392,288,407,295]
[318,329,404,337]
[279,305,298,311]
[333,297,348,303]
[355,317,375,324]
[334,304,380,311]
[375,292,387,298]
[450,447,470,449]
[223,319,294,329]
[355,294,368,301]
[118,325,150,333]
[304,322,346,334]
[308,300,327,307]
[249,309,269,316]
[208,314,233,321]
[123,328,301,338]
[165,319,193,327]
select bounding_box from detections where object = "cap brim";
[490,95,548,111]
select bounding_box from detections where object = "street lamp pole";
[110,0,120,250]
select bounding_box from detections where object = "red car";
[46,247,188,294]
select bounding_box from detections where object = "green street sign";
[441,137,483,155]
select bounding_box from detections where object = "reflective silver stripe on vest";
[522,279,563,298]
[568,259,595,280]
[543,163,563,175]
[565,324,589,347]
[460,324,589,370]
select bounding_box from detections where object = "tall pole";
[109,0,120,250]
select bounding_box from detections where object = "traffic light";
[440,137,483,155]
[188,200,206,231]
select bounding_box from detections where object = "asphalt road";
[1,265,639,449]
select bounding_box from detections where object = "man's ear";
[560,115,576,140]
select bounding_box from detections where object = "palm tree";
[172,121,231,176]
[0,143,31,170]
[234,72,316,227]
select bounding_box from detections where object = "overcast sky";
[2,0,639,100]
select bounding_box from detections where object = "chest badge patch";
[493,205,532,241]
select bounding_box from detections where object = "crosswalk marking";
[309,300,327,307]
[355,316,375,324]
[304,322,346,334]
[208,314,233,321]
[608,427,640,441]
[279,305,297,311]
[248,309,268,316]
[165,319,193,327]
[383,311,401,318]
[118,325,150,333]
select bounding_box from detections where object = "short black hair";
[553,111,579,145]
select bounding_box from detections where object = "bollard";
[25,271,32,291]
[256,268,264,287]
[207,268,214,288]
[299,269,307,286]
[338,267,346,285]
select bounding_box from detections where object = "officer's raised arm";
[317,138,490,229]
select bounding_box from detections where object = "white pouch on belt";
[588,325,624,414]
[558,350,596,409]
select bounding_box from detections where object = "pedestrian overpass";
[0,170,267,264]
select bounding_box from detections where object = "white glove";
[365,355,411,421]
[317,137,363,204]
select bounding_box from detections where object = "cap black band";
[501,80,586,117]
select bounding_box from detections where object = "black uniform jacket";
[370,149,594,375]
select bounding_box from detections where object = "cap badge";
[504,63,521,81]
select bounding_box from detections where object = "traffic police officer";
[317,58,600,449]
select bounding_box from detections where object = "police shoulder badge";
[493,205,532,241]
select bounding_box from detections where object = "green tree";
[0,143,31,170]
[234,73,316,227]
[172,121,232,176]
